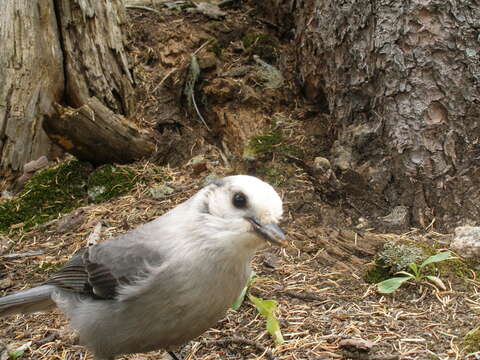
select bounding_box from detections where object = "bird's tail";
[0,285,56,317]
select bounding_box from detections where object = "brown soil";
[1,2,479,360]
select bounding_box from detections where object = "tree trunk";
[0,0,154,173]
[261,0,480,231]
[0,0,64,171]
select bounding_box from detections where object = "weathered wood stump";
[1,0,154,173]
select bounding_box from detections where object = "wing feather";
[45,226,165,300]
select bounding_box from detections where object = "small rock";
[338,339,374,353]
[23,156,49,173]
[57,209,86,233]
[12,156,50,194]
[150,185,175,200]
[0,278,13,290]
[356,217,370,230]
[198,54,217,70]
[451,226,480,258]
[379,206,410,232]
[262,252,279,269]
[313,156,331,171]
[188,3,226,19]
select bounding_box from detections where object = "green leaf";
[8,350,25,360]
[377,276,412,294]
[232,286,249,311]
[266,312,284,346]
[231,271,257,311]
[408,263,419,277]
[249,294,284,346]
[426,275,447,290]
[249,294,277,317]
[395,271,415,278]
[420,251,457,268]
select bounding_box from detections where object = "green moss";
[0,160,92,232]
[256,165,286,187]
[364,263,391,284]
[463,328,480,352]
[243,127,302,161]
[437,257,480,280]
[242,32,279,63]
[87,165,136,203]
[249,129,283,155]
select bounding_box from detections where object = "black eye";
[233,192,247,208]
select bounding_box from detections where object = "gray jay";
[0,175,286,360]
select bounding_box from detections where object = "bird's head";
[200,175,286,248]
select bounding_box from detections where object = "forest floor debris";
[1,2,480,360]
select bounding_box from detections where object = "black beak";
[247,217,287,247]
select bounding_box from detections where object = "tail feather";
[0,285,56,317]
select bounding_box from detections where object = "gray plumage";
[0,175,285,360]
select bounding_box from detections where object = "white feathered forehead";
[220,175,283,219]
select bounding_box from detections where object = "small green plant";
[231,271,257,311]
[8,350,25,360]
[249,294,284,346]
[377,251,457,294]
[231,272,284,346]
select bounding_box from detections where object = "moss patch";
[244,128,301,161]
[463,328,480,352]
[87,165,136,203]
[256,165,287,187]
[0,161,139,233]
[364,263,392,284]
[0,160,92,232]
[243,32,279,63]
[248,129,283,155]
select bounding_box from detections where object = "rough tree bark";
[261,0,480,230]
[0,0,64,172]
[1,0,154,171]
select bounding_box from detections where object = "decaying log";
[55,0,135,115]
[0,0,64,171]
[46,98,154,165]
[1,0,154,173]
[43,0,155,162]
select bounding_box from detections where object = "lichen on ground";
[87,165,136,203]
[377,240,427,273]
[364,239,433,283]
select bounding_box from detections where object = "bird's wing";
[45,226,165,300]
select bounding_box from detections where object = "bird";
[0,175,286,360]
